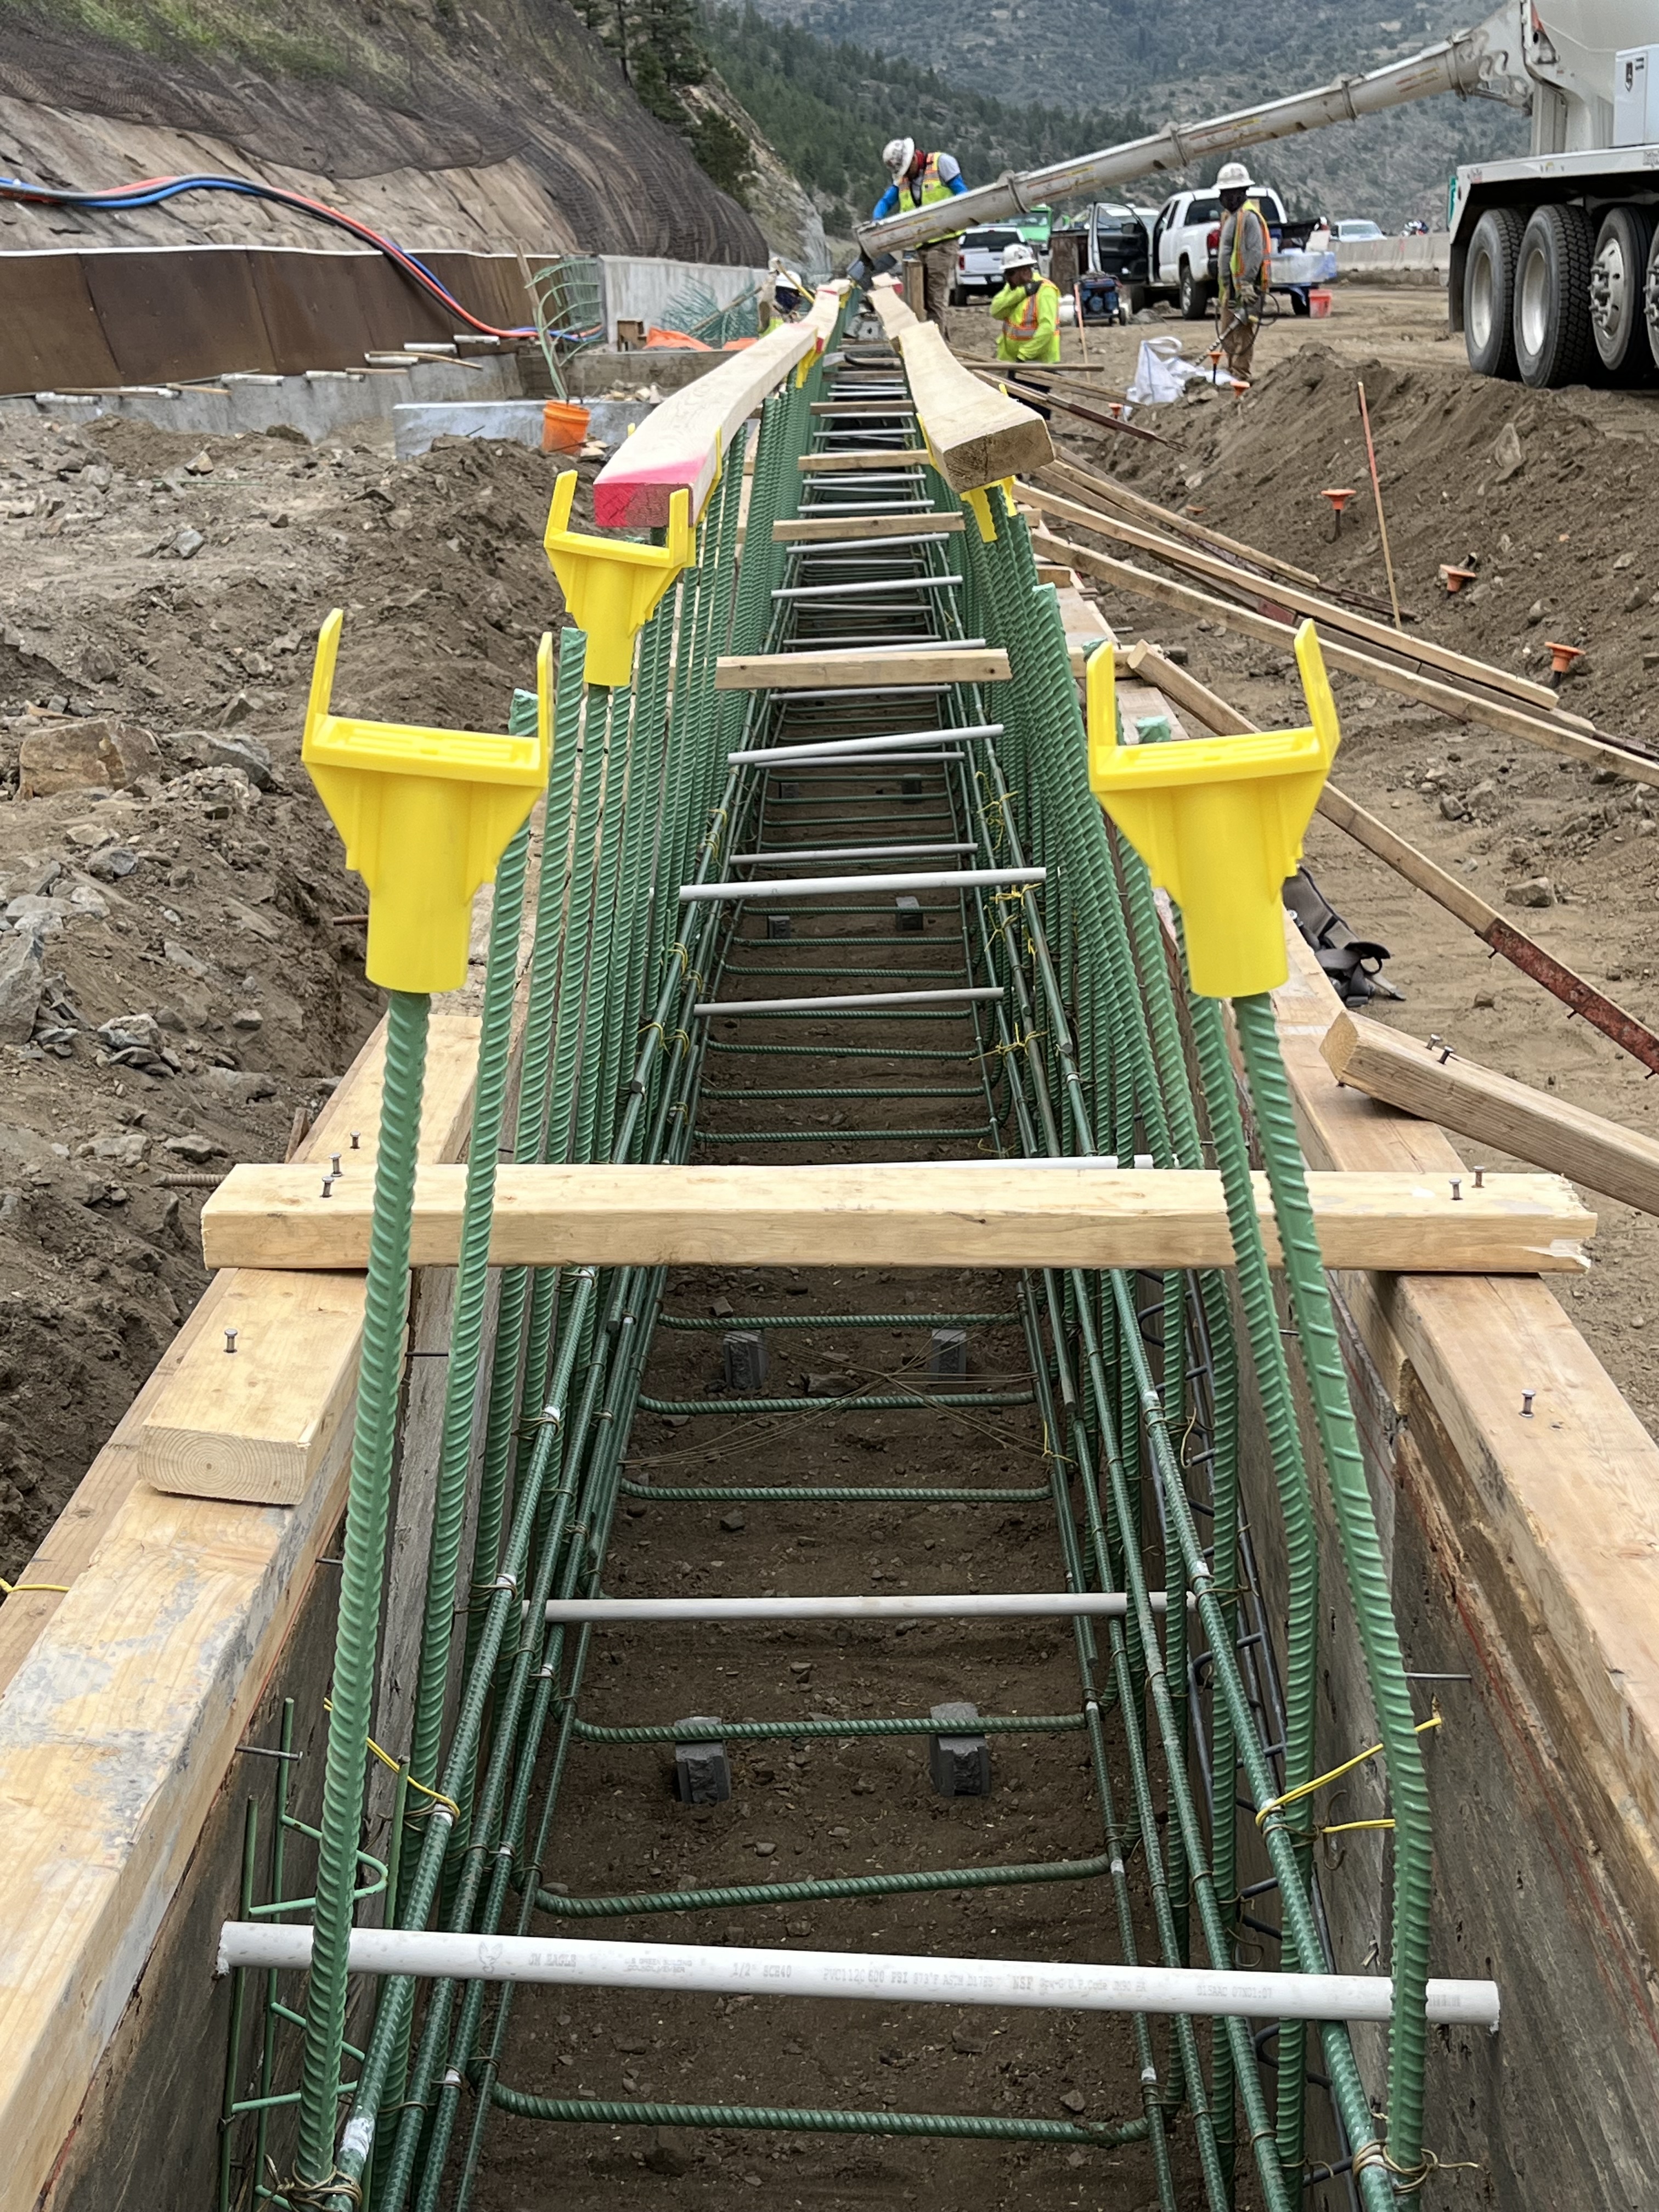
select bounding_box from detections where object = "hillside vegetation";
[733,0,1530,228]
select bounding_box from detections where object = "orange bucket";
[1308,289,1333,319]
[542,399,591,454]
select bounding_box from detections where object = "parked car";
[951,224,1034,305]
[1333,219,1385,241]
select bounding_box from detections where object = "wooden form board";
[715,645,1011,692]
[773,511,964,542]
[1322,1012,1659,1218]
[868,273,1054,494]
[1031,526,1659,790]
[592,284,843,530]
[1029,470,1559,712]
[0,1011,484,2210]
[1271,918,1659,1974]
[200,1160,1592,1275]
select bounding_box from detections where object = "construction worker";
[874,138,968,327]
[990,239,1060,364]
[1215,161,1270,383]
[760,255,808,330]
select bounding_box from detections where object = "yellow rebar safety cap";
[1086,621,1340,999]
[543,470,693,689]
[302,611,549,995]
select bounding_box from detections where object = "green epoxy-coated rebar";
[295,989,429,2185]
[532,1848,1115,1917]
[488,2084,1150,2147]
[572,1711,1086,1743]
[1234,991,1434,2177]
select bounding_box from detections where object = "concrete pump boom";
[855,11,1530,257]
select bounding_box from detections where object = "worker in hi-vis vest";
[1215,160,1271,383]
[990,239,1060,365]
[874,137,969,327]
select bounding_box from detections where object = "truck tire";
[1645,221,1659,376]
[1178,262,1210,321]
[1589,207,1656,382]
[1464,207,1523,379]
[1514,204,1595,388]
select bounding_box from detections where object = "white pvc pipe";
[541,1592,1169,1622]
[215,1925,1500,2030]
[680,868,1044,902]
[730,842,974,866]
[694,985,1003,1017]
[772,577,962,600]
[730,725,1000,765]
[751,751,964,766]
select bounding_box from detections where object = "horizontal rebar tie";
[216,1925,1501,2027]
[729,843,976,866]
[680,868,1045,902]
[693,986,1001,1017]
[488,2084,1148,2148]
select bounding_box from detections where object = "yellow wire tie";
[0,1578,71,1596]
[1319,1818,1396,1836]
[321,1699,461,1821]
[1256,1708,1442,1829]
[278,2167,364,2208]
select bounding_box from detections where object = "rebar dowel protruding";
[295,988,430,2184]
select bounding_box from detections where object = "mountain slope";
[732,0,1529,228]
[0,0,767,259]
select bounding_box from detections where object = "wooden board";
[715,645,1012,692]
[1269,921,1659,1972]
[201,1160,1592,1274]
[799,448,930,471]
[773,512,963,542]
[0,1012,486,2210]
[866,272,1053,492]
[593,284,843,529]
[137,1271,367,1505]
[1322,1012,1659,1217]
[1032,527,1659,791]
[1025,475,1561,712]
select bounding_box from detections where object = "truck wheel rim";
[1590,236,1630,347]
[1469,250,1494,351]
[1519,244,1550,358]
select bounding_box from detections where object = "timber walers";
[215,299,1443,2210]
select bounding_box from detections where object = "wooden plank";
[1026,474,1561,712]
[137,1272,366,1505]
[715,645,1011,693]
[773,512,963,542]
[593,284,843,530]
[1031,526,1659,792]
[1271,921,1659,1972]
[1322,1012,1659,1217]
[0,1013,486,2209]
[799,448,930,471]
[200,1160,1593,1275]
[0,1015,480,1691]
[869,273,1054,493]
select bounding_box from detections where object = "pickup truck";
[950,224,1034,305]
[1142,187,1334,318]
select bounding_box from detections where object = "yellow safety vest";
[1227,200,1272,290]
[904,152,964,242]
[1005,278,1057,345]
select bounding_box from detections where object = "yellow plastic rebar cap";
[302,613,550,994]
[543,471,693,689]
[1086,621,1340,1000]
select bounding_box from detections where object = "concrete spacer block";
[929,1700,991,1797]
[674,1719,732,1805]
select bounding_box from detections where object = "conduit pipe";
[540,1591,1178,1622]
[693,986,1004,1016]
[680,868,1045,902]
[218,1925,1500,2029]
[729,724,1001,763]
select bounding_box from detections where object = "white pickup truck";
[1144,185,1335,318]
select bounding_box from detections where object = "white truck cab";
[1148,186,1291,318]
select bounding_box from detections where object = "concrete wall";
[596,254,768,344]
[1334,236,1451,287]
[0,355,526,447]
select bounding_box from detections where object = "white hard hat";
[1002,239,1038,273]
[1216,162,1252,191]
[883,137,916,180]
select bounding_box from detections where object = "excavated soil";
[0,410,587,1583]
[951,283,1659,1434]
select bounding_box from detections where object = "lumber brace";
[201,1162,1593,1275]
